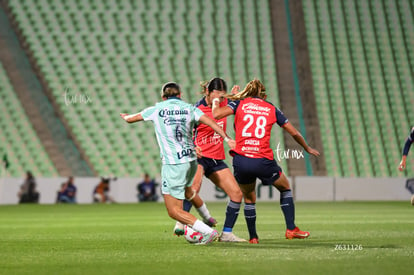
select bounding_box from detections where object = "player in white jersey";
[120,82,236,244]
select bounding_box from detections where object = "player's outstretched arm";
[282,122,320,157]
[399,128,414,171]
[120,113,143,123]
[199,114,235,149]
[398,156,407,171]
[211,98,233,120]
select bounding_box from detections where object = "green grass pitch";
[0,201,412,275]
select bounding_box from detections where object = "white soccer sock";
[196,203,211,220]
[192,219,214,235]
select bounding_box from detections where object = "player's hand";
[398,160,406,171]
[227,139,236,150]
[195,146,203,158]
[306,147,320,157]
[120,113,129,121]
[231,85,240,95]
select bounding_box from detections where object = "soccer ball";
[184,225,204,244]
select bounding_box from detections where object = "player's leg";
[164,194,216,240]
[174,164,216,235]
[164,161,218,242]
[174,165,201,235]
[186,164,216,226]
[209,167,246,242]
[164,194,196,224]
[182,164,204,213]
[238,182,259,243]
[272,173,309,239]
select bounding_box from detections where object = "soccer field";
[0,202,412,275]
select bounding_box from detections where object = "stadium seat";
[0,62,57,177]
[303,0,413,176]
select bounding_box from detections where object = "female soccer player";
[398,127,414,171]
[175,78,246,242]
[212,79,320,243]
[120,82,236,244]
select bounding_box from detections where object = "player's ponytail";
[227,78,266,100]
[199,80,208,95]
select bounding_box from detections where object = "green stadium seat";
[0,62,57,176]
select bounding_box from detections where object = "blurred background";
[0,0,412,202]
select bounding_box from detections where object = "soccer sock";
[244,203,258,239]
[192,219,214,235]
[183,199,193,212]
[196,203,212,220]
[280,190,296,230]
[223,200,241,233]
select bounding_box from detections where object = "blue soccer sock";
[223,200,241,233]
[183,199,192,212]
[280,190,296,230]
[244,203,258,239]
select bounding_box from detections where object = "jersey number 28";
[241,115,267,138]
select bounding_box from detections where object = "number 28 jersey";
[228,97,288,160]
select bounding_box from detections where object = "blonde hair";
[227,78,266,100]
[199,80,208,95]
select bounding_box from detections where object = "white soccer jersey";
[140,97,204,164]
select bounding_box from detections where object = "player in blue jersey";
[120,82,236,244]
[398,127,414,171]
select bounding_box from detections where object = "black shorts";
[197,157,228,177]
[232,153,282,185]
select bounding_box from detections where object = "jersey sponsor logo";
[241,102,271,116]
[159,108,189,117]
[177,148,193,160]
[241,146,260,152]
[163,117,186,125]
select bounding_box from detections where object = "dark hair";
[206,78,227,93]
[26,171,33,179]
[161,82,181,98]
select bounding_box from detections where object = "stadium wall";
[0,177,411,205]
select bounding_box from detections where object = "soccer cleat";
[173,221,184,236]
[249,238,259,244]
[196,230,219,245]
[285,227,310,239]
[219,232,247,242]
[203,217,218,227]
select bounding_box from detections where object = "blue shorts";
[197,157,228,177]
[232,154,282,185]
